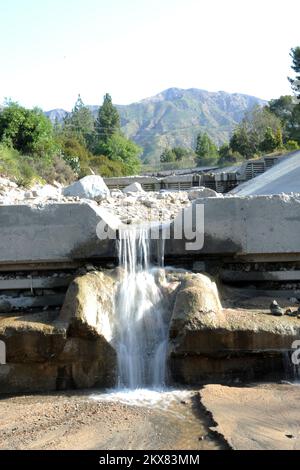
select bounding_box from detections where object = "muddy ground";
[0,390,225,450]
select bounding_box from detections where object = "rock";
[168,272,300,384]
[123,182,145,194]
[0,299,12,313]
[169,272,224,339]
[0,177,17,189]
[59,271,116,343]
[63,175,110,200]
[123,196,137,205]
[141,198,156,208]
[0,271,118,394]
[270,300,283,316]
[285,309,298,317]
[33,184,61,199]
[85,263,96,272]
[188,187,221,200]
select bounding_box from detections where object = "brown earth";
[0,390,225,450]
[200,383,300,450]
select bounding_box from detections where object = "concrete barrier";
[0,202,120,266]
[0,195,300,267]
[165,194,300,259]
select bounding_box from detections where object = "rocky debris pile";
[99,189,191,223]
[0,175,224,223]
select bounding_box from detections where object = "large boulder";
[188,187,222,200]
[168,272,300,384]
[0,271,118,394]
[63,175,110,200]
[123,182,145,194]
[59,271,116,340]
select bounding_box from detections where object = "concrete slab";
[230,151,300,195]
[0,202,120,265]
[165,194,300,257]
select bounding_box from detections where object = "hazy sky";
[0,0,299,110]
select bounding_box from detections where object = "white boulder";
[63,175,110,200]
[123,182,145,194]
[188,187,222,200]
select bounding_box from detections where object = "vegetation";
[160,146,194,163]
[1,46,300,183]
[195,132,218,165]
[0,93,142,186]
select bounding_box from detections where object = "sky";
[0,0,299,111]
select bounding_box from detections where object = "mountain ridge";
[45,87,266,162]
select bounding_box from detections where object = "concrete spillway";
[230,150,300,196]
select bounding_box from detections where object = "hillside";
[46,88,266,162]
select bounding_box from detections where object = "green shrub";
[89,155,127,177]
[285,140,300,151]
[0,144,75,187]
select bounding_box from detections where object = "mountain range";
[45,88,266,162]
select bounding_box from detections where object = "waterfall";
[114,225,169,389]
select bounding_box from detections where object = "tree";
[95,93,120,143]
[172,147,192,160]
[63,94,94,144]
[218,143,243,164]
[259,127,279,153]
[0,102,56,158]
[287,47,300,144]
[268,96,295,127]
[289,47,300,99]
[98,133,141,175]
[230,106,283,158]
[160,148,176,163]
[57,134,94,177]
[230,127,254,159]
[160,146,193,163]
[195,132,218,164]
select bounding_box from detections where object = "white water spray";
[113,225,169,389]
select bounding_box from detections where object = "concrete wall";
[0,202,119,265]
[165,194,300,258]
[1,195,300,266]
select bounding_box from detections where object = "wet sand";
[0,389,225,450]
[200,383,300,450]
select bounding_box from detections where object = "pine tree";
[289,47,300,100]
[195,132,218,164]
[95,93,120,143]
[259,127,278,153]
[63,94,94,143]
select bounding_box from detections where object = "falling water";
[114,225,169,389]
